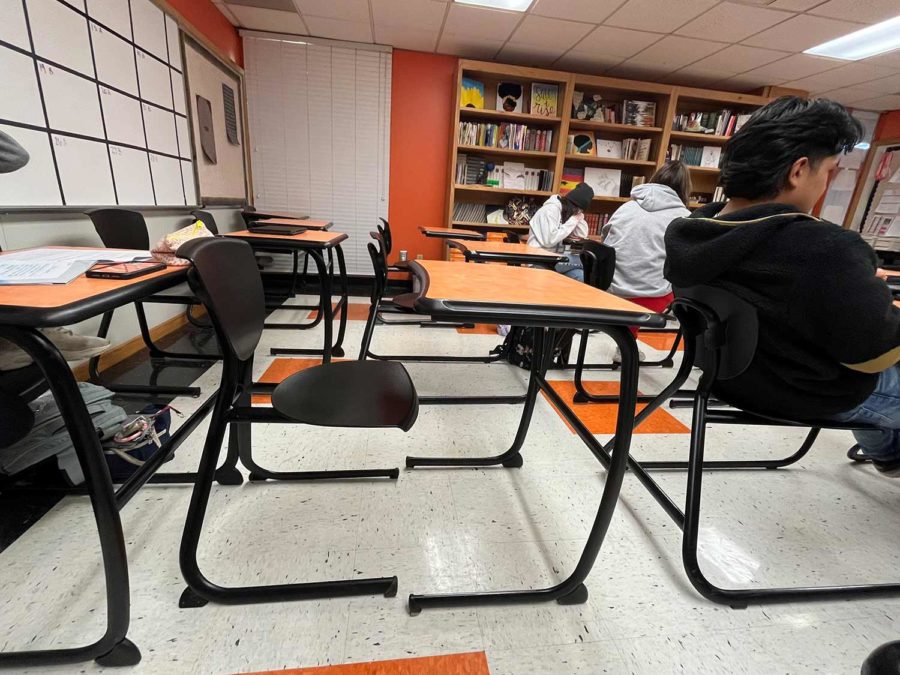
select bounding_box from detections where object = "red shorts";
[623,292,674,337]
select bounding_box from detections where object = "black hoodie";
[665,202,900,420]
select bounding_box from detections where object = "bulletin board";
[183,37,249,204]
[0,0,196,208]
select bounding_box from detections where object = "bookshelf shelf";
[459,108,562,124]
[454,184,553,197]
[458,145,556,159]
[564,154,657,168]
[569,120,663,134]
[669,131,731,144]
[446,60,772,249]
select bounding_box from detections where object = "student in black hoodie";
[665,96,900,477]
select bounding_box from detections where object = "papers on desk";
[0,248,153,285]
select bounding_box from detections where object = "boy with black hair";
[665,96,900,476]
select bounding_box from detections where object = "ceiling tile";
[303,15,373,41]
[442,4,521,41]
[571,25,663,59]
[607,61,678,81]
[768,0,827,8]
[817,86,889,104]
[496,44,565,67]
[741,14,865,51]
[227,4,308,31]
[292,0,369,21]
[783,61,899,92]
[437,33,503,60]
[737,53,843,83]
[862,73,900,94]
[865,51,900,70]
[214,2,241,25]
[808,0,900,24]
[604,0,719,34]
[717,71,775,91]
[507,15,593,49]
[677,2,794,43]
[531,0,623,23]
[628,35,728,74]
[554,51,623,74]
[687,44,791,75]
[662,66,734,88]
[371,0,446,30]
[375,25,439,51]
[849,93,900,110]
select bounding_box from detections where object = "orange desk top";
[254,217,332,230]
[411,259,660,327]
[448,240,557,258]
[0,248,185,326]
[226,229,347,247]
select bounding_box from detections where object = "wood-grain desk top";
[410,259,663,328]
[253,217,332,230]
[226,229,348,248]
[447,240,565,261]
[0,248,184,326]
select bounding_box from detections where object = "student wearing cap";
[527,181,594,281]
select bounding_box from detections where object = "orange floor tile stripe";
[543,380,689,435]
[638,331,683,352]
[240,651,490,675]
[456,324,499,335]
[252,358,346,404]
[308,303,372,321]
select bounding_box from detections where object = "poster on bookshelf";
[497,81,524,113]
[530,83,559,117]
[461,78,485,109]
[584,167,621,197]
[572,131,594,155]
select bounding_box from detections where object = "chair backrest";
[378,218,393,255]
[579,241,616,291]
[178,237,265,363]
[190,210,219,235]
[503,230,521,244]
[671,285,758,383]
[86,208,150,250]
[366,230,389,304]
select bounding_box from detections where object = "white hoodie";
[603,183,690,298]
[527,194,587,253]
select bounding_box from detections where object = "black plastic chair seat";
[272,360,418,430]
[706,407,880,431]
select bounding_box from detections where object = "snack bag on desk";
[151,220,214,265]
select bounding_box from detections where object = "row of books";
[455,154,485,185]
[584,212,610,237]
[571,94,658,127]
[458,122,554,152]
[667,144,722,168]
[566,132,652,161]
[453,202,488,223]
[690,187,726,205]
[672,110,753,137]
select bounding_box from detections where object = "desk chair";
[570,240,681,403]
[175,236,416,608]
[624,284,900,607]
[86,208,220,398]
[189,210,219,235]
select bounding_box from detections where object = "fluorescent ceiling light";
[805,15,900,60]
[454,0,533,11]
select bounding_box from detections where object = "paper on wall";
[876,201,900,215]
[822,205,846,223]
[830,168,857,191]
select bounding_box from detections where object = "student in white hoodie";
[527,182,594,281]
[603,160,692,316]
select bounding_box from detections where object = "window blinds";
[243,34,391,275]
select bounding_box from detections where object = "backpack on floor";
[496,327,574,370]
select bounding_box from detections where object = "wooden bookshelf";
[445,60,773,241]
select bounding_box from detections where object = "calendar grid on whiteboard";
[0,0,196,208]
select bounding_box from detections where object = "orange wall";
[165,0,243,67]
[388,50,457,261]
[875,110,900,140]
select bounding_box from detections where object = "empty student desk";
[242,209,308,224]
[225,229,349,361]
[447,239,567,267]
[418,226,485,241]
[402,260,665,614]
[251,217,332,231]
[0,249,240,669]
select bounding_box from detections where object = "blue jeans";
[830,366,900,462]
[554,253,584,282]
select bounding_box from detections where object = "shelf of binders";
[669,131,731,144]
[569,119,663,135]
[457,145,556,159]
[454,184,554,197]
[564,154,657,169]
[459,107,562,125]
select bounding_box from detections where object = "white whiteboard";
[0,0,197,208]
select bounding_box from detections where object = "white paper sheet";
[876,201,900,215]
[0,247,152,284]
[0,247,151,264]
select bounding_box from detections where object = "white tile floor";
[2,301,900,674]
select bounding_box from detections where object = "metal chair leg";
[135,302,220,362]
